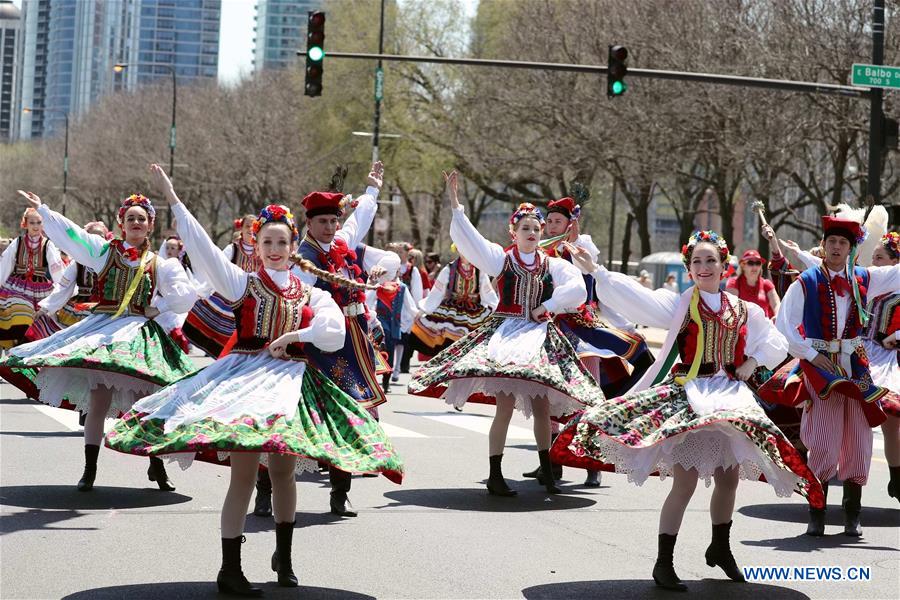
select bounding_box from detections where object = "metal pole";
[168,68,177,228]
[367,0,385,246]
[867,0,885,207]
[607,178,617,269]
[62,113,69,217]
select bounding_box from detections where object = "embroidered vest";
[74,264,98,301]
[90,242,157,316]
[672,293,749,379]
[799,265,870,341]
[445,259,481,308]
[493,252,554,320]
[297,236,367,309]
[230,241,262,273]
[231,269,313,360]
[864,292,900,343]
[13,235,50,281]
[376,283,406,340]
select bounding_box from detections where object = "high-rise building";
[252,0,321,72]
[13,0,221,140]
[0,0,21,142]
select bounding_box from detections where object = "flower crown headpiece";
[250,204,299,244]
[508,203,545,232]
[117,194,156,226]
[680,230,731,267]
[882,231,900,259]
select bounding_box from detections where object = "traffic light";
[607,45,628,98]
[305,11,325,97]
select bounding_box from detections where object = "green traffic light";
[612,80,626,95]
[309,46,324,62]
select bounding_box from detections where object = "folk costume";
[366,275,418,392]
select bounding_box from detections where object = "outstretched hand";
[149,164,177,205]
[561,241,598,273]
[442,170,460,210]
[17,190,42,209]
[366,161,385,189]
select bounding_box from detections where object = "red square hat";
[822,215,866,245]
[302,191,345,218]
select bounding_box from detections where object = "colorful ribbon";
[674,287,704,386]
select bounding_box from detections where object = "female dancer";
[551,232,823,591]
[0,207,65,348]
[106,165,403,595]
[1,191,198,492]
[865,232,900,502]
[410,171,605,495]
[725,249,780,318]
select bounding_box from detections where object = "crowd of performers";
[0,161,897,595]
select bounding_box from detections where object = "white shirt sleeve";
[401,285,418,333]
[421,266,449,313]
[221,243,235,262]
[45,241,65,283]
[294,287,346,352]
[480,270,499,310]
[591,265,679,328]
[362,246,401,280]
[743,300,788,369]
[409,266,424,304]
[36,205,110,272]
[365,288,377,314]
[866,264,900,298]
[775,279,818,361]
[335,186,380,249]
[574,234,600,270]
[152,255,199,315]
[543,257,587,314]
[0,238,18,287]
[449,205,506,276]
[171,202,247,302]
[39,261,79,313]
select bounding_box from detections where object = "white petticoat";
[864,340,899,393]
[37,368,160,417]
[444,377,583,418]
[168,450,319,476]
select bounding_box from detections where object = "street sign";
[852,63,900,89]
[374,67,384,101]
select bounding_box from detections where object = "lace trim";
[445,376,584,418]
[36,368,159,417]
[168,452,319,475]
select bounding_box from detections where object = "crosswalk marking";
[415,412,534,440]
[32,404,116,432]
[378,422,429,438]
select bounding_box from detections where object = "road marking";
[418,413,534,440]
[32,404,115,432]
[379,422,428,438]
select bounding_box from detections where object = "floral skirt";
[551,378,824,509]
[182,292,235,358]
[0,275,53,348]
[408,316,606,418]
[0,313,197,417]
[105,353,404,483]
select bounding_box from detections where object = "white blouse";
[0,235,65,287]
[419,263,498,315]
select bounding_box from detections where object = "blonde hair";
[290,256,379,290]
[408,248,425,269]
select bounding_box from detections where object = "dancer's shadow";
[0,430,83,438]
[522,579,810,599]
[376,486,597,512]
[738,503,900,528]
[0,508,95,536]
[242,510,347,533]
[62,582,375,599]
[743,533,898,553]
[0,485,192,510]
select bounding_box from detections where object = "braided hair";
[290,256,379,291]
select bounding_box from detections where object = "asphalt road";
[1,351,898,600]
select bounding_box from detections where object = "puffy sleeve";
[401,285,418,333]
[449,205,505,276]
[36,205,109,272]
[362,245,401,280]
[171,202,247,302]
[294,287,346,352]
[592,265,679,328]
[866,264,900,299]
[335,186,380,249]
[221,243,235,262]
[573,234,600,272]
[743,300,788,369]
[39,261,78,313]
[775,279,818,361]
[421,265,449,313]
[480,269,499,310]
[408,266,424,304]
[152,256,198,315]
[0,237,18,287]
[45,240,65,283]
[543,257,587,313]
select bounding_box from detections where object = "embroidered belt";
[809,336,863,355]
[343,302,366,317]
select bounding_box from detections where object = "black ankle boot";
[887,466,900,505]
[217,535,262,597]
[253,470,272,517]
[652,533,687,592]
[486,454,517,496]
[704,520,745,582]
[842,481,863,537]
[329,468,357,517]
[147,456,176,491]
[536,449,561,494]
[271,521,298,587]
[584,470,601,487]
[807,482,827,536]
[77,444,100,492]
[523,433,562,479]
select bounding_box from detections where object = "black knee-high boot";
[147,456,176,491]
[889,466,900,504]
[486,454,517,496]
[330,468,357,517]
[217,535,262,596]
[537,449,561,494]
[842,481,863,537]
[77,444,100,492]
[704,520,745,582]
[253,469,272,517]
[271,521,298,587]
[652,533,687,592]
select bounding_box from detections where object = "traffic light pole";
[367,0,386,247]
[867,0,885,206]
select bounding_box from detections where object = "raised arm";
[19,192,109,272]
[444,170,505,276]
[334,161,384,248]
